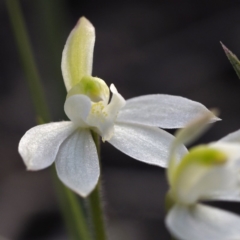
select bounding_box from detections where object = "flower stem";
[6,1,92,239]
[5,0,50,123]
[89,132,107,240]
[52,167,92,240]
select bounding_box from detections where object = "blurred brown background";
[1,0,240,239]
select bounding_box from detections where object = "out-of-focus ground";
[1,0,240,239]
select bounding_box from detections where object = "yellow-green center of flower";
[183,145,227,165]
[172,145,227,185]
[90,102,108,122]
[170,145,227,204]
[67,75,110,103]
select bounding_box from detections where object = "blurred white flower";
[166,112,240,240]
[19,17,218,197]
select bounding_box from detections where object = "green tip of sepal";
[220,42,240,79]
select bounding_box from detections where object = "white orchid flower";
[166,112,240,240]
[19,17,218,197]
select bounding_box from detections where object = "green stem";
[89,132,107,240]
[6,1,92,239]
[52,167,92,240]
[5,0,50,123]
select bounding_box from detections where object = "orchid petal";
[18,122,76,170]
[105,84,126,119]
[171,142,240,204]
[64,94,91,127]
[117,94,219,128]
[203,142,240,202]
[219,129,240,143]
[55,129,99,197]
[207,192,240,202]
[108,122,187,168]
[168,111,216,185]
[61,17,95,91]
[166,203,240,240]
[209,142,240,165]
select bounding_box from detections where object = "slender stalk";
[89,132,107,240]
[52,168,92,240]
[34,0,68,116]
[6,1,92,239]
[5,0,50,123]
[88,183,107,240]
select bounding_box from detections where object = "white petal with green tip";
[61,17,95,91]
[170,142,240,204]
[167,111,216,185]
[201,142,240,202]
